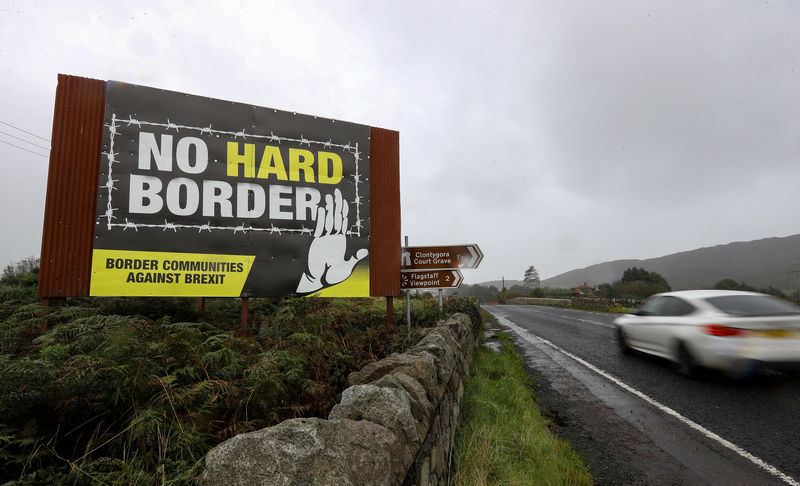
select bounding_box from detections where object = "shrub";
[444,296,482,332]
[0,257,39,288]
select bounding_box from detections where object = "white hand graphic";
[296,188,368,294]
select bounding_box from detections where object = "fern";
[0,288,464,483]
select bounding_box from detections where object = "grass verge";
[568,304,633,314]
[449,323,592,485]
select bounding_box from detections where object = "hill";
[541,234,800,293]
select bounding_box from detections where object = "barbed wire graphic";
[101,114,365,237]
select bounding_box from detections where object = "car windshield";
[703,295,800,317]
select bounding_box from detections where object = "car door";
[637,296,697,356]
[624,296,667,352]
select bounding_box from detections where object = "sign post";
[405,236,411,341]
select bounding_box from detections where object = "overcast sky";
[1,0,799,285]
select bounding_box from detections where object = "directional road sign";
[401,244,483,270]
[400,269,463,290]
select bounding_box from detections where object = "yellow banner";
[90,249,255,297]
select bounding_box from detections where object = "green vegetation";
[447,284,568,304]
[447,283,503,303]
[449,321,592,486]
[713,278,789,299]
[567,302,636,314]
[0,258,477,484]
[0,256,39,303]
[596,266,671,299]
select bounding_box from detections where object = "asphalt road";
[485,304,800,486]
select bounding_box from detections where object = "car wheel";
[674,342,699,378]
[616,328,632,355]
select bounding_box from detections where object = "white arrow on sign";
[450,270,463,287]
[461,245,484,268]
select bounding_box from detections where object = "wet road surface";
[484,304,800,486]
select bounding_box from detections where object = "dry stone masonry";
[507,296,641,309]
[201,312,479,486]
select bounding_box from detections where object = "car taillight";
[703,324,749,337]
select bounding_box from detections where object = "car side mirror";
[630,309,646,316]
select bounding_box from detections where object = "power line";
[0,120,50,142]
[0,129,51,151]
[0,139,49,158]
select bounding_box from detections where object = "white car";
[613,290,800,377]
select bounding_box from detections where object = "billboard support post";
[241,297,249,338]
[385,296,393,331]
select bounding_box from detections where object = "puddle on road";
[482,325,506,353]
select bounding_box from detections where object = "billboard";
[89,81,370,298]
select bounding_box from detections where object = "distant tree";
[712,279,791,299]
[541,287,571,298]
[620,267,670,288]
[611,267,670,298]
[449,283,500,303]
[596,282,616,298]
[523,265,540,288]
[713,278,739,290]
[620,267,670,290]
[614,281,666,299]
[0,256,39,287]
[713,279,756,292]
[762,285,788,299]
[620,267,650,283]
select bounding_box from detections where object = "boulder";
[329,383,419,445]
[201,417,403,486]
[376,372,433,422]
[348,352,439,401]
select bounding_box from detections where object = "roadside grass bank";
[506,297,635,314]
[449,313,592,485]
[571,305,632,314]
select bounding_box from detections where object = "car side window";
[639,296,664,315]
[660,296,696,316]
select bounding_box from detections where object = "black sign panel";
[90,81,370,297]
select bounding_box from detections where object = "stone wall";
[201,312,478,486]
[570,296,641,309]
[507,296,641,309]
[506,297,570,306]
